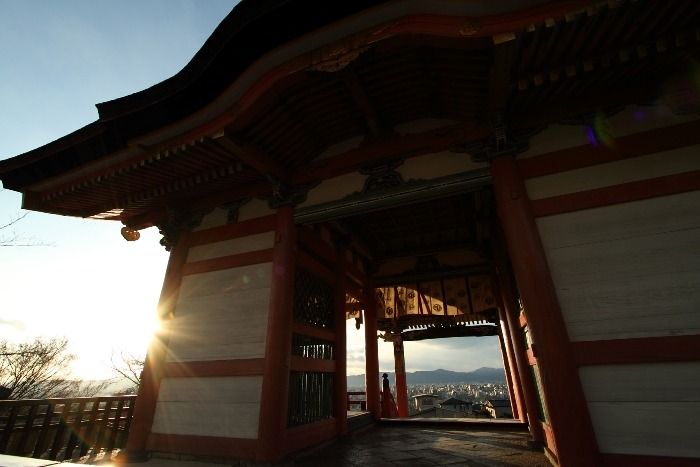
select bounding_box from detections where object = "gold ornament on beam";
[121,226,140,242]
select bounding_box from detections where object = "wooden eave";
[0,0,697,228]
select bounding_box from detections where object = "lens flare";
[585,112,615,149]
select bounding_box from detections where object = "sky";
[0,1,503,381]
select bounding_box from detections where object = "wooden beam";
[181,249,274,276]
[118,230,191,463]
[339,68,386,139]
[572,335,700,366]
[487,40,515,118]
[162,359,265,377]
[531,169,700,217]
[147,434,256,460]
[292,121,490,185]
[212,130,290,183]
[257,206,296,463]
[491,156,601,465]
[518,119,700,180]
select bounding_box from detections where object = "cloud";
[0,318,27,332]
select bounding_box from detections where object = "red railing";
[0,395,136,462]
[347,391,367,411]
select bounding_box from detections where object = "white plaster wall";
[151,376,262,439]
[519,106,700,159]
[524,145,700,200]
[166,263,272,362]
[186,232,274,263]
[537,191,700,341]
[580,362,700,458]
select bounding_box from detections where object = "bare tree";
[109,348,145,394]
[0,190,54,247]
[0,337,108,399]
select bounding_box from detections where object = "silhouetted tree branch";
[0,337,109,399]
[109,348,144,394]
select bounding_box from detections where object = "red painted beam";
[491,156,601,466]
[573,335,700,366]
[118,230,191,462]
[257,206,297,463]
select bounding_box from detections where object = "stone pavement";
[0,420,550,466]
[293,421,550,466]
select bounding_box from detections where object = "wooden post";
[492,228,544,444]
[495,317,521,421]
[257,205,296,463]
[363,286,381,420]
[490,156,601,466]
[392,335,409,417]
[334,247,348,436]
[117,231,191,462]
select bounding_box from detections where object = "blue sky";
[0,1,503,380]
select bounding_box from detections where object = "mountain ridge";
[347,367,505,386]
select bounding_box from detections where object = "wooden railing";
[0,395,136,462]
[347,391,367,411]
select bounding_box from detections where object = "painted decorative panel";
[580,363,700,458]
[152,376,262,439]
[538,192,700,341]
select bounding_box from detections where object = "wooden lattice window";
[293,267,334,329]
[287,371,334,428]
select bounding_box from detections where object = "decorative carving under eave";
[461,115,516,163]
[156,206,207,251]
[259,174,320,209]
[309,46,370,73]
[221,198,252,224]
[357,158,405,193]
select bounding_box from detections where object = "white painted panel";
[167,287,270,362]
[538,193,700,341]
[300,172,366,207]
[525,145,700,200]
[400,151,485,181]
[580,362,700,458]
[587,402,700,458]
[194,207,228,231]
[152,376,262,439]
[177,262,272,299]
[537,191,700,250]
[238,198,273,222]
[580,362,700,402]
[519,106,699,159]
[157,376,262,402]
[186,232,274,263]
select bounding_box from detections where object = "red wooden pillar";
[490,156,601,466]
[392,335,409,417]
[117,230,191,462]
[363,286,381,420]
[257,205,296,463]
[492,239,543,443]
[334,248,348,436]
[495,315,521,421]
